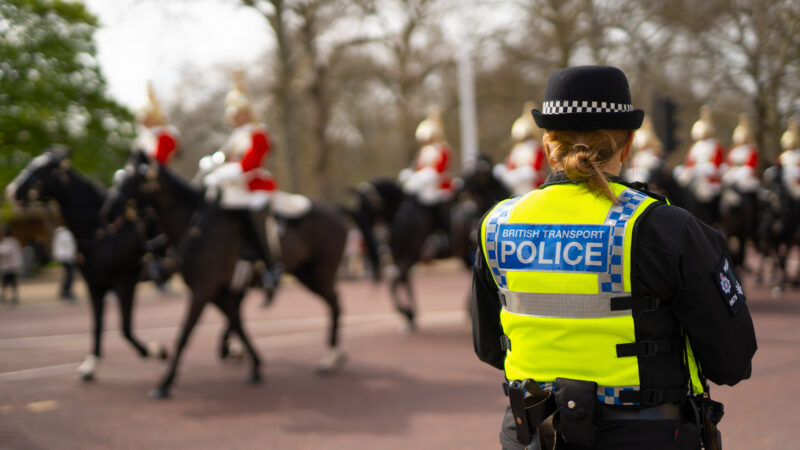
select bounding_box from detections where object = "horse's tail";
[338,203,382,282]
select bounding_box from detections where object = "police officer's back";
[471,66,757,450]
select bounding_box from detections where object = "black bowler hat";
[531,65,644,131]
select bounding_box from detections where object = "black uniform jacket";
[471,173,757,389]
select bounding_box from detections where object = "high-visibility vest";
[481,181,702,405]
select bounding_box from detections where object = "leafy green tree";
[0,0,134,193]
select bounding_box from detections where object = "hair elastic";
[573,143,590,152]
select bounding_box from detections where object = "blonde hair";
[543,129,632,202]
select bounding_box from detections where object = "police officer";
[471,66,757,450]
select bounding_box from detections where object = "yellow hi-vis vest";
[482,181,692,405]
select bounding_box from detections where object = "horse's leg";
[149,292,208,399]
[77,284,106,382]
[215,291,262,383]
[389,268,416,332]
[317,284,346,374]
[401,271,417,331]
[115,279,166,359]
[218,323,233,359]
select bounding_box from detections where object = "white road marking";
[0,310,466,382]
[0,363,79,383]
[26,400,58,412]
[0,312,401,348]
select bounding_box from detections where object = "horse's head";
[5,149,73,206]
[459,154,510,210]
[102,151,161,224]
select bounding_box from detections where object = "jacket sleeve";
[470,245,506,371]
[669,214,757,386]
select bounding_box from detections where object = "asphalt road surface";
[1,260,799,449]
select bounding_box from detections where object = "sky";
[83,0,510,113]
[84,0,274,110]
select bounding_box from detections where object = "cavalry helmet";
[691,105,716,142]
[415,106,446,144]
[511,101,542,142]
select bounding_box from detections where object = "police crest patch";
[713,255,745,315]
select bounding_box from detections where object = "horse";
[106,151,348,398]
[4,150,168,381]
[753,167,800,292]
[718,184,759,273]
[452,156,512,267]
[348,155,510,330]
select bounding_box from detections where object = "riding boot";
[428,201,452,258]
[244,209,277,290]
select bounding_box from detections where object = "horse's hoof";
[148,387,170,399]
[317,348,348,375]
[219,346,230,360]
[771,286,783,298]
[79,372,94,382]
[147,342,168,360]
[247,372,262,384]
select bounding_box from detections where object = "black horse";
[106,152,348,398]
[753,167,800,292]
[348,155,510,329]
[5,151,168,381]
[452,156,512,267]
[719,185,759,273]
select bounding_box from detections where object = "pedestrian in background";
[0,226,23,305]
[52,225,77,301]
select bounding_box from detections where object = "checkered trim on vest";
[538,382,638,406]
[597,189,648,293]
[542,100,633,115]
[484,198,520,290]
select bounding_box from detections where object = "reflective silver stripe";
[500,290,630,318]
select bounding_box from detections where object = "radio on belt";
[497,223,611,273]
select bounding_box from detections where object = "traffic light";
[650,92,680,154]
[662,97,679,154]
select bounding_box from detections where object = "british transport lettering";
[496,223,611,273]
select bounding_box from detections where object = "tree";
[0,0,135,192]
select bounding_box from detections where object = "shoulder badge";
[713,255,745,315]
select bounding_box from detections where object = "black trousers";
[1,272,18,302]
[499,406,701,450]
[60,262,74,298]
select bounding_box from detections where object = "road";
[1,261,799,449]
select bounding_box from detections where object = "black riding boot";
[427,201,452,258]
[244,209,279,291]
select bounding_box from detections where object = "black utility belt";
[502,380,686,405]
[599,402,683,422]
[505,378,688,448]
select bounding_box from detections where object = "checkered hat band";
[542,100,633,115]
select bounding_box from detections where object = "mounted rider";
[673,105,726,224]
[400,106,454,205]
[131,82,181,287]
[202,69,308,291]
[494,102,548,196]
[399,107,455,240]
[722,114,760,195]
[203,69,277,210]
[777,118,800,200]
[134,82,180,165]
[624,115,663,188]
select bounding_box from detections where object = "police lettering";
[496,223,611,273]
[501,228,606,240]
[500,240,604,267]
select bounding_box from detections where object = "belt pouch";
[700,398,724,450]
[508,379,553,446]
[554,377,598,447]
